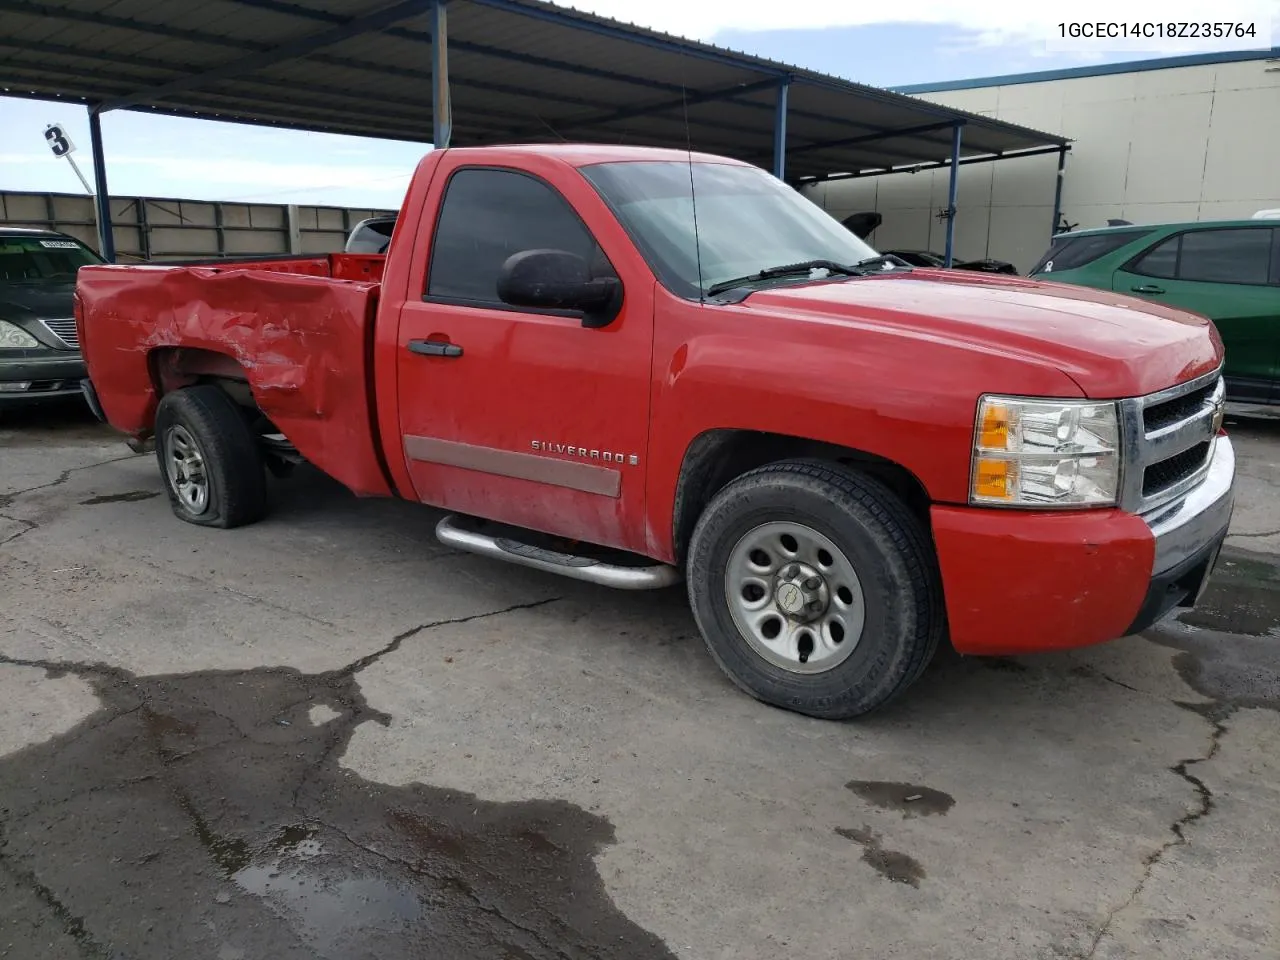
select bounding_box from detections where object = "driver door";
[393,160,654,553]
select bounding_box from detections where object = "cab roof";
[439,143,750,168]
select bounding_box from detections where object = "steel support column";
[773,77,789,180]
[1050,145,1068,237]
[86,106,115,262]
[431,0,452,148]
[943,121,963,268]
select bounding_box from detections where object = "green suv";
[1030,219,1280,404]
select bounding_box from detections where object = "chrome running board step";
[435,514,682,590]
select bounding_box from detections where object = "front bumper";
[0,352,87,402]
[932,435,1235,656]
[1124,435,1234,633]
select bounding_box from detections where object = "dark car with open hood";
[0,227,104,407]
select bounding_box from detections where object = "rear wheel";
[154,385,267,528]
[686,460,943,719]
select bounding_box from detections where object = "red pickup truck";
[76,144,1235,719]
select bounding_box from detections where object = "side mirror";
[496,249,622,328]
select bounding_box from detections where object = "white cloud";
[562,0,1278,50]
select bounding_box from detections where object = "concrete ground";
[1,399,1277,960]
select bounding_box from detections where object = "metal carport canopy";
[0,0,1068,259]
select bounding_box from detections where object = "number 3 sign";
[45,124,75,157]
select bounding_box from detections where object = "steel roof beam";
[0,0,262,48]
[798,144,1070,182]
[223,0,687,94]
[782,121,963,158]
[464,0,1064,147]
[0,38,562,132]
[789,75,1067,146]
[0,39,772,153]
[519,78,784,136]
[16,0,974,152]
[465,0,786,76]
[14,0,793,142]
[97,0,436,112]
[746,127,967,167]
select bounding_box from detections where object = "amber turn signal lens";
[979,402,1010,451]
[972,458,1014,500]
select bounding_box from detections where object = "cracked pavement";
[1,401,1278,959]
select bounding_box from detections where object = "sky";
[1,0,1276,209]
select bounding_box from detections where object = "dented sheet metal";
[169,253,386,284]
[77,259,391,497]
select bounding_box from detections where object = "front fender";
[642,316,1084,561]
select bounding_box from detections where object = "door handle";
[408,338,463,358]
[1130,284,1165,295]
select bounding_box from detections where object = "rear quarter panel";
[76,263,391,497]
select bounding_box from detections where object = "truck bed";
[159,252,386,284]
[76,254,393,497]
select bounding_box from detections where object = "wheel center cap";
[776,582,805,614]
[774,562,829,621]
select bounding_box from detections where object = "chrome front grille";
[1119,368,1224,515]
[41,318,79,349]
[1142,441,1211,497]
[1143,380,1217,433]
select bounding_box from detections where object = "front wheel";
[686,460,944,719]
[154,385,268,529]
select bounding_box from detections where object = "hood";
[0,280,76,322]
[744,269,1222,398]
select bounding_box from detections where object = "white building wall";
[810,58,1280,273]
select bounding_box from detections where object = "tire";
[154,385,267,529]
[686,460,944,720]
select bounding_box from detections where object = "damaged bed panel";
[76,263,393,498]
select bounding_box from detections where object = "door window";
[1129,236,1178,279]
[1129,228,1273,285]
[1178,229,1271,285]
[426,168,612,304]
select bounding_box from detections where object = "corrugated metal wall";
[0,190,395,261]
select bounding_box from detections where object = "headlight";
[971,396,1119,507]
[0,321,40,349]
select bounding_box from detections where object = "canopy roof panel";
[0,0,1068,181]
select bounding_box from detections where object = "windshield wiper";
[850,253,912,273]
[705,259,859,297]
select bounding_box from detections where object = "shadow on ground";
[0,398,110,447]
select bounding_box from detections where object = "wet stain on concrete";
[0,624,676,960]
[835,826,925,887]
[79,490,159,505]
[1149,547,1280,711]
[846,781,954,818]
[1175,551,1280,638]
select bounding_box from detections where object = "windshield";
[0,236,103,283]
[581,161,878,299]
